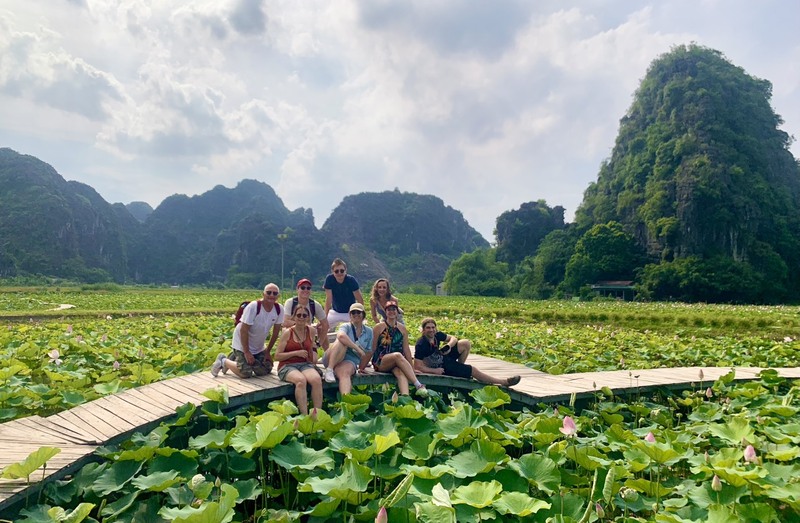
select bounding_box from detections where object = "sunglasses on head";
[265,290,279,296]
[299,285,311,291]
[334,269,346,274]
[295,313,309,318]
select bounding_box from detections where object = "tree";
[495,200,565,269]
[514,227,580,299]
[444,249,509,296]
[562,222,644,292]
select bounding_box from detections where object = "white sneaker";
[211,353,227,377]
[323,367,336,383]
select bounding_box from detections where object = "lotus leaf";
[230,412,292,453]
[149,451,199,478]
[402,433,436,461]
[766,444,800,462]
[431,482,452,507]
[391,403,428,419]
[298,459,372,498]
[415,502,456,522]
[633,439,683,465]
[437,405,488,441]
[382,472,415,508]
[231,478,261,501]
[375,431,401,455]
[400,463,454,479]
[762,423,800,444]
[714,465,767,487]
[92,459,144,496]
[99,491,140,518]
[201,386,229,405]
[189,428,230,449]
[445,439,507,478]
[1,446,60,480]
[624,477,672,498]
[470,386,510,408]
[159,482,238,523]
[451,480,502,508]
[47,503,95,523]
[131,470,182,491]
[269,440,335,471]
[492,491,550,516]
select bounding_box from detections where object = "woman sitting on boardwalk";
[371,301,425,395]
[274,305,322,415]
[370,278,404,324]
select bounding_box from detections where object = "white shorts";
[326,310,351,331]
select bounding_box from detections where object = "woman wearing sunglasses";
[274,304,323,415]
[371,301,426,395]
[322,302,374,395]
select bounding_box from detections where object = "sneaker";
[323,367,336,383]
[211,353,227,377]
[506,375,521,387]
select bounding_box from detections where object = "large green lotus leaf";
[431,482,451,507]
[759,403,798,418]
[492,491,550,517]
[231,478,262,501]
[375,431,401,455]
[509,454,560,495]
[763,462,800,484]
[339,392,372,407]
[296,408,345,435]
[767,444,800,462]
[269,440,335,471]
[400,463,454,480]
[733,502,778,523]
[600,411,625,425]
[686,479,747,509]
[445,440,508,478]
[260,509,305,523]
[624,478,672,498]
[298,459,372,498]
[92,459,144,496]
[159,483,237,523]
[390,403,427,419]
[189,428,230,449]
[762,481,800,506]
[328,430,375,461]
[469,386,510,408]
[268,399,299,416]
[632,440,682,465]
[715,465,767,488]
[47,503,95,523]
[415,502,456,522]
[454,504,496,523]
[705,505,740,523]
[18,505,56,523]
[372,452,404,480]
[1,446,60,479]
[305,496,340,517]
[230,413,291,453]
[172,403,197,427]
[383,472,414,508]
[451,480,502,508]
[131,470,182,492]
[0,408,19,421]
[0,364,26,380]
[93,379,121,395]
[115,446,157,462]
[201,401,229,424]
[341,415,396,438]
[762,424,800,444]
[604,423,637,450]
[705,417,754,445]
[437,405,488,441]
[201,386,229,405]
[564,444,611,471]
[131,425,170,447]
[402,433,436,461]
[100,490,139,518]
[60,391,86,406]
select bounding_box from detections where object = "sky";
[1,1,798,242]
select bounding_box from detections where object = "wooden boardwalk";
[1,355,799,513]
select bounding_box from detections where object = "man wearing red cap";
[283,278,329,351]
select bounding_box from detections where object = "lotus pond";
[10,370,800,522]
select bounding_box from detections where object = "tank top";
[277,326,314,369]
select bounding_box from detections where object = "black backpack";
[290,296,316,318]
[234,300,281,326]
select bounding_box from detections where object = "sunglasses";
[349,310,364,316]
[299,286,312,291]
[265,290,279,296]
[386,307,398,312]
[295,313,309,318]
[333,269,346,274]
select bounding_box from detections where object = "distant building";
[436,282,447,296]
[591,280,635,301]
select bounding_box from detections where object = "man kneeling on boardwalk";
[212,283,284,378]
[413,317,520,387]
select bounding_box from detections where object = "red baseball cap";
[297,278,312,288]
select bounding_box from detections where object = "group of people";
[211,258,520,415]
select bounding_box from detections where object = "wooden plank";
[122,386,184,413]
[90,396,153,428]
[144,381,201,406]
[46,411,106,444]
[11,416,90,445]
[61,405,122,440]
[115,389,176,417]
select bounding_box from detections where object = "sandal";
[506,375,521,387]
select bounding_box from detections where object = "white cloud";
[0,0,798,241]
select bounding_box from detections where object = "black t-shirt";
[414,331,448,369]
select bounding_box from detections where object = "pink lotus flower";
[644,432,656,443]
[706,388,713,399]
[113,360,120,371]
[66,325,73,334]
[595,502,605,518]
[560,416,577,437]
[311,408,318,421]
[375,506,388,523]
[47,349,63,366]
[744,444,757,463]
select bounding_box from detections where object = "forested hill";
[322,191,489,287]
[0,149,487,287]
[574,44,800,302]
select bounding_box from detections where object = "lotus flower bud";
[698,369,704,381]
[644,432,656,443]
[391,391,399,404]
[190,474,205,490]
[595,502,604,518]
[375,506,388,523]
[711,474,722,492]
[706,387,713,399]
[744,444,757,463]
[311,407,318,421]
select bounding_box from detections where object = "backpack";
[234,300,281,326]
[291,296,316,318]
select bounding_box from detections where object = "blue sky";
[1,0,798,241]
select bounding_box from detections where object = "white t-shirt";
[232,301,284,355]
